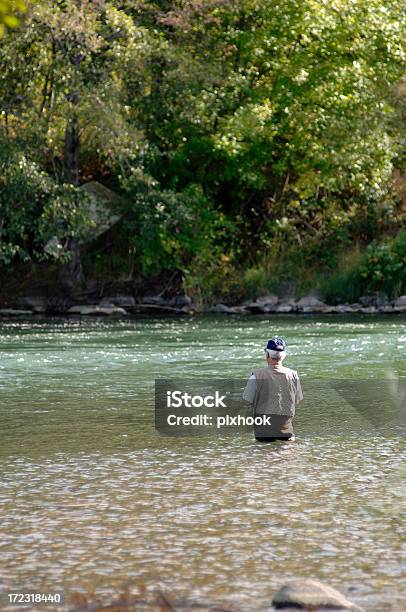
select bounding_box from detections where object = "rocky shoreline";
[1,291,406,317]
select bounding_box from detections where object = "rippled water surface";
[0,315,405,611]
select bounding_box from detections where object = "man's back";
[253,364,302,416]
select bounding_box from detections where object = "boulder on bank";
[394,295,406,311]
[360,306,377,314]
[302,304,334,313]
[67,305,127,316]
[245,301,267,313]
[331,304,353,314]
[378,305,394,313]
[169,295,192,308]
[297,294,332,313]
[256,294,279,306]
[209,303,251,314]
[15,295,75,314]
[136,301,193,315]
[210,303,233,314]
[141,295,192,308]
[275,302,296,313]
[0,309,33,316]
[296,295,320,308]
[16,296,47,313]
[359,292,388,308]
[102,295,136,308]
[141,295,167,305]
[272,578,363,610]
[231,305,250,314]
[245,294,279,313]
[80,181,123,241]
[349,303,363,312]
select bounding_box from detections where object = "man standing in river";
[243,337,303,442]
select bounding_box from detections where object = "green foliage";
[0,143,90,264]
[183,254,245,307]
[120,169,237,276]
[0,0,26,37]
[320,231,406,302]
[0,0,405,297]
[242,267,271,301]
[358,232,406,297]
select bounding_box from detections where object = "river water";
[0,315,405,611]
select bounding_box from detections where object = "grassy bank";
[162,229,406,305]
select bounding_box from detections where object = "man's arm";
[295,374,304,405]
[243,373,256,403]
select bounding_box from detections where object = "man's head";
[264,337,286,363]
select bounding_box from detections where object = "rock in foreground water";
[272,579,363,610]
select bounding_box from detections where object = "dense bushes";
[320,231,406,303]
[180,230,406,305]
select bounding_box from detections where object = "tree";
[0,0,26,37]
[0,0,405,296]
[0,0,154,283]
[134,0,405,267]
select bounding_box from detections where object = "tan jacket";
[252,364,303,436]
[253,364,303,415]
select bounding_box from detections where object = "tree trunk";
[60,111,84,290]
[64,114,79,186]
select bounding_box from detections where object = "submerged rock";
[272,578,363,610]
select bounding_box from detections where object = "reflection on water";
[0,315,405,611]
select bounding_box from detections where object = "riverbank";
[1,291,406,317]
